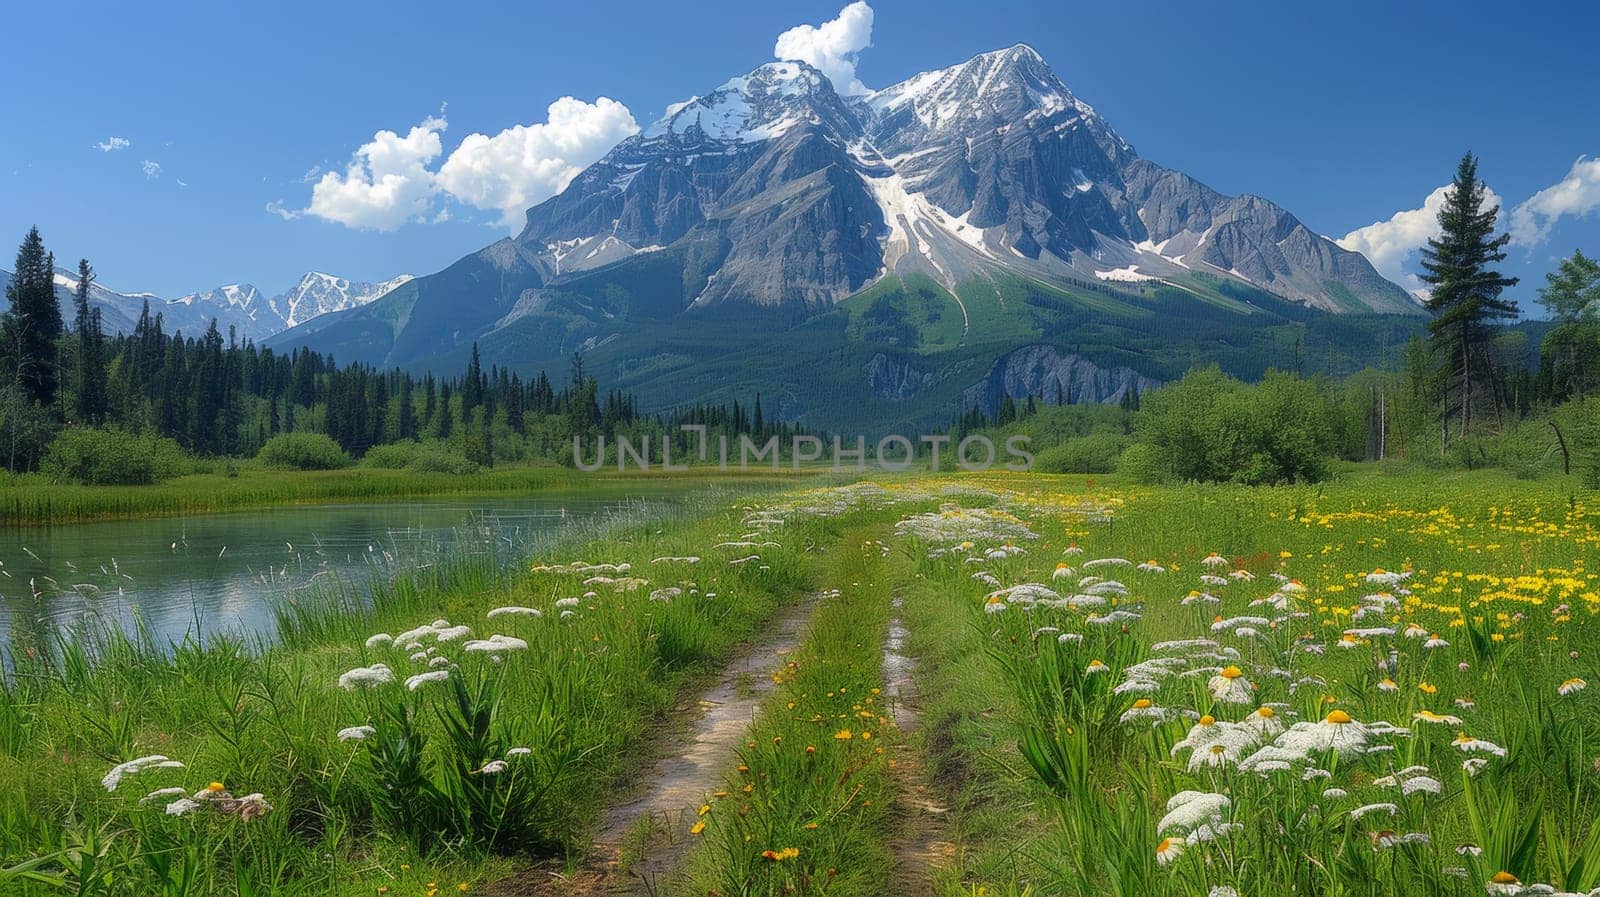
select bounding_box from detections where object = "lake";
[0,488,698,653]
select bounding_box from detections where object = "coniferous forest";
[1,227,807,482]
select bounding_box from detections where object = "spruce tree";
[1538,250,1600,398]
[73,259,108,424]
[2,227,64,407]
[1418,153,1519,438]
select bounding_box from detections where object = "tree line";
[0,227,796,476]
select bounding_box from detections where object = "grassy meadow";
[1,467,1597,896]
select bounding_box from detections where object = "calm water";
[0,490,687,651]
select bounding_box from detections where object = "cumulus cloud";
[304,114,447,231]
[1338,183,1502,298]
[1509,155,1600,247]
[437,97,639,230]
[279,99,637,232]
[96,136,130,152]
[774,1,875,96]
[141,160,161,180]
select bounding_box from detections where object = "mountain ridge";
[257,43,1426,428]
[2,267,411,342]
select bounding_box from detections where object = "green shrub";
[360,441,419,469]
[257,432,350,470]
[1116,442,1169,484]
[40,427,189,485]
[360,440,477,474]
[1034,432,1127,474]
[407,445,479,475]
[1128,367,1333,485]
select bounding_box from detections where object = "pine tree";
[997,395,1017,426]
[462,343,483,415]
[1,227,64,407]
[72,259,108,424]
[397,374,416,440]
[1538,250,1600,398]
[1418,153,1519,439]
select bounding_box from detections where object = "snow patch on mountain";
[644,62,830,143]
[270,272,412,327]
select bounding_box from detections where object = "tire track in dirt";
[882,592,958,895]
[489,594,818,897]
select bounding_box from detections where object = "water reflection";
[0,492,674,651]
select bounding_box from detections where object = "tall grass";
[0,479,815,895]
[890,468,1600,896]
[677,515,905,896]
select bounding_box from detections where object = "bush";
[1128,367,1333,485]
[1116,442,1169,483]
[359,440,478,474]
[41,427,189,485]
[1034,432,1127,474]
[407,445,479,475]
[360,441,419,469]
[257,432,350,470]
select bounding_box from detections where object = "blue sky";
[3,0,1598,311]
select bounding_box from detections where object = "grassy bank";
[0,482,826,895]
[0,465,811,527]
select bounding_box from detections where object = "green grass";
[6,468,1597,896]
[676,515,903,896]
[885,468,1600,896]
[0,481,821,895]
[0,465,805,527]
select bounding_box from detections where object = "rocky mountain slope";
[264,43,1423,429]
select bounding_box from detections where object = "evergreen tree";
[997,394,1018,426]
[1,227,64,407]
[1538,249,1600,398]
[397,375,416,440]
[73,259,108,424]
[1418,153,1519,438]
[462,343,483,415]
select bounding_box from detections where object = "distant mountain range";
[259,43,1423,430]
[1,268,412,342]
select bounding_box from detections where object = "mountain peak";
[174,283,262,311]
[979,42,1045,64]
[863,43,1117,155]
[270,271,411,327]
[641,59,855,144]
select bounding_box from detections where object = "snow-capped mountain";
[500,44,1413,314]
[168,283,276,339]
[4,268,409,342]
[266,42,1424,421]
[268,272,415,328]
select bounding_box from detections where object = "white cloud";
[1509,155,1600,247]
[773,1,875,96]
[141,159,161,179]
[1339,183,1502,297]
[96,136,130,152]
[304,114,447,231]
[265,200,300,221]
[436,96,639,230]
[280,100,638,232]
